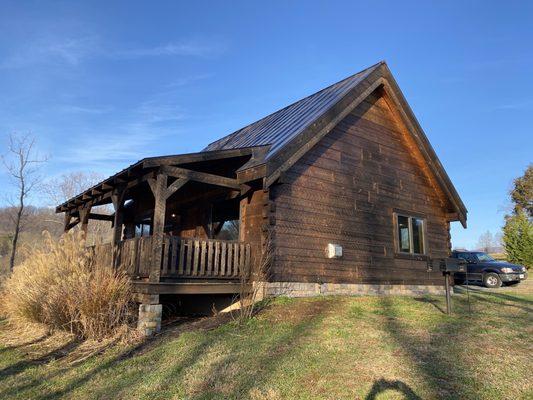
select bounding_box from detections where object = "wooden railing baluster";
[200,240,207,275]
[100,235,251,281]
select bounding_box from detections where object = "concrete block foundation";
[260,282,447,297]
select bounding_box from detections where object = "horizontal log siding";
[240,189,268,276]
[270,92,450,285]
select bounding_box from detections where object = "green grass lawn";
[0,284,531,400]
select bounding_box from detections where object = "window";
[135,222,151,238]
[394,213,426,255]
[210,199,240,241]
[213,220,240,241]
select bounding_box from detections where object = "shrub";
[0,231,133,340]
[502,211,533,270]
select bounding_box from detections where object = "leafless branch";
[1,132,48,272]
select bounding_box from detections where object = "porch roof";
[55,146,266,213]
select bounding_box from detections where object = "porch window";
[213,220,240,241]
[394,213,426,255]
[135,222,151,238]
[210,199,240,241]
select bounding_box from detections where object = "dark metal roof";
[203,62,384,159]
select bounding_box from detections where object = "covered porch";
[56,146,269,297]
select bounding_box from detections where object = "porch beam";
[133,281,248,295]
[142,147,256,168]
[161,165,240,190]
[88,212,114,221]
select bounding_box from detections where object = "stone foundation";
[138,303,162,336]
[259,282,447,297]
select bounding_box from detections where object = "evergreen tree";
[502,165,533,269]
[502,211,533,268]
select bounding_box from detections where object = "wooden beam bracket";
[161,165,240,190]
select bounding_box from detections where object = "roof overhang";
[55,146,268,214]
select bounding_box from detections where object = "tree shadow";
[365,378,422,400]
[160,298,337,398]
[377,296,467,399]
[0,332,51,357]
[195,299,335,398]
[454,285,533,314]
[468,292,533,314]
[0,339,80,381]
[28,314,232,400]
[413,296,447,314]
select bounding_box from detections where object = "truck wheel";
[483,273,502,288]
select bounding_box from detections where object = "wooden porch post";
[111,187,126,245]
[146,173,188,282]
[79,205,92,236]
[111,187,126,268]
[149,173,167,283]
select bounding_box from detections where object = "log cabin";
[56,61,467,330]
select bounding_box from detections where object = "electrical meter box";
[326,243,343,259]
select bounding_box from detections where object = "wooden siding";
[269,90,451,285]
[240,188,269,274]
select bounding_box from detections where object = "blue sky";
[0,1,532,249]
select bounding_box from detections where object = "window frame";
[393,211,427,257]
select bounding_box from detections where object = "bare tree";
[44,171,105,206]
[477,230,495,253]
[43,171,113,245]
[1,133,47,272]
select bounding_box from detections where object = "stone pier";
[136,294,162,336]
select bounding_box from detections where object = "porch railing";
[115,236,251,280]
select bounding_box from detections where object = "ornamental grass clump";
[0,231,133,340]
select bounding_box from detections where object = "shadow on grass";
[0,332,51,358]
[413,296,447,314]
[378,296,469,399]
[145,298,335,398]
[460,286,533,305]
[454,286,533,314]
[365,378,422,400]
[377,289,531,399]
[0,339,81,381]
[35,315,235,400]
[0,315,231,400]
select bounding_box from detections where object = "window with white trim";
[395,213,426,255]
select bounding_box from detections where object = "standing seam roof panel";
[203,63,382,158]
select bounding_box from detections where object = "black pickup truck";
[451,251,528,288]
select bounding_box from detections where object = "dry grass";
[234,227,274,322]
[0,231,133,340]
